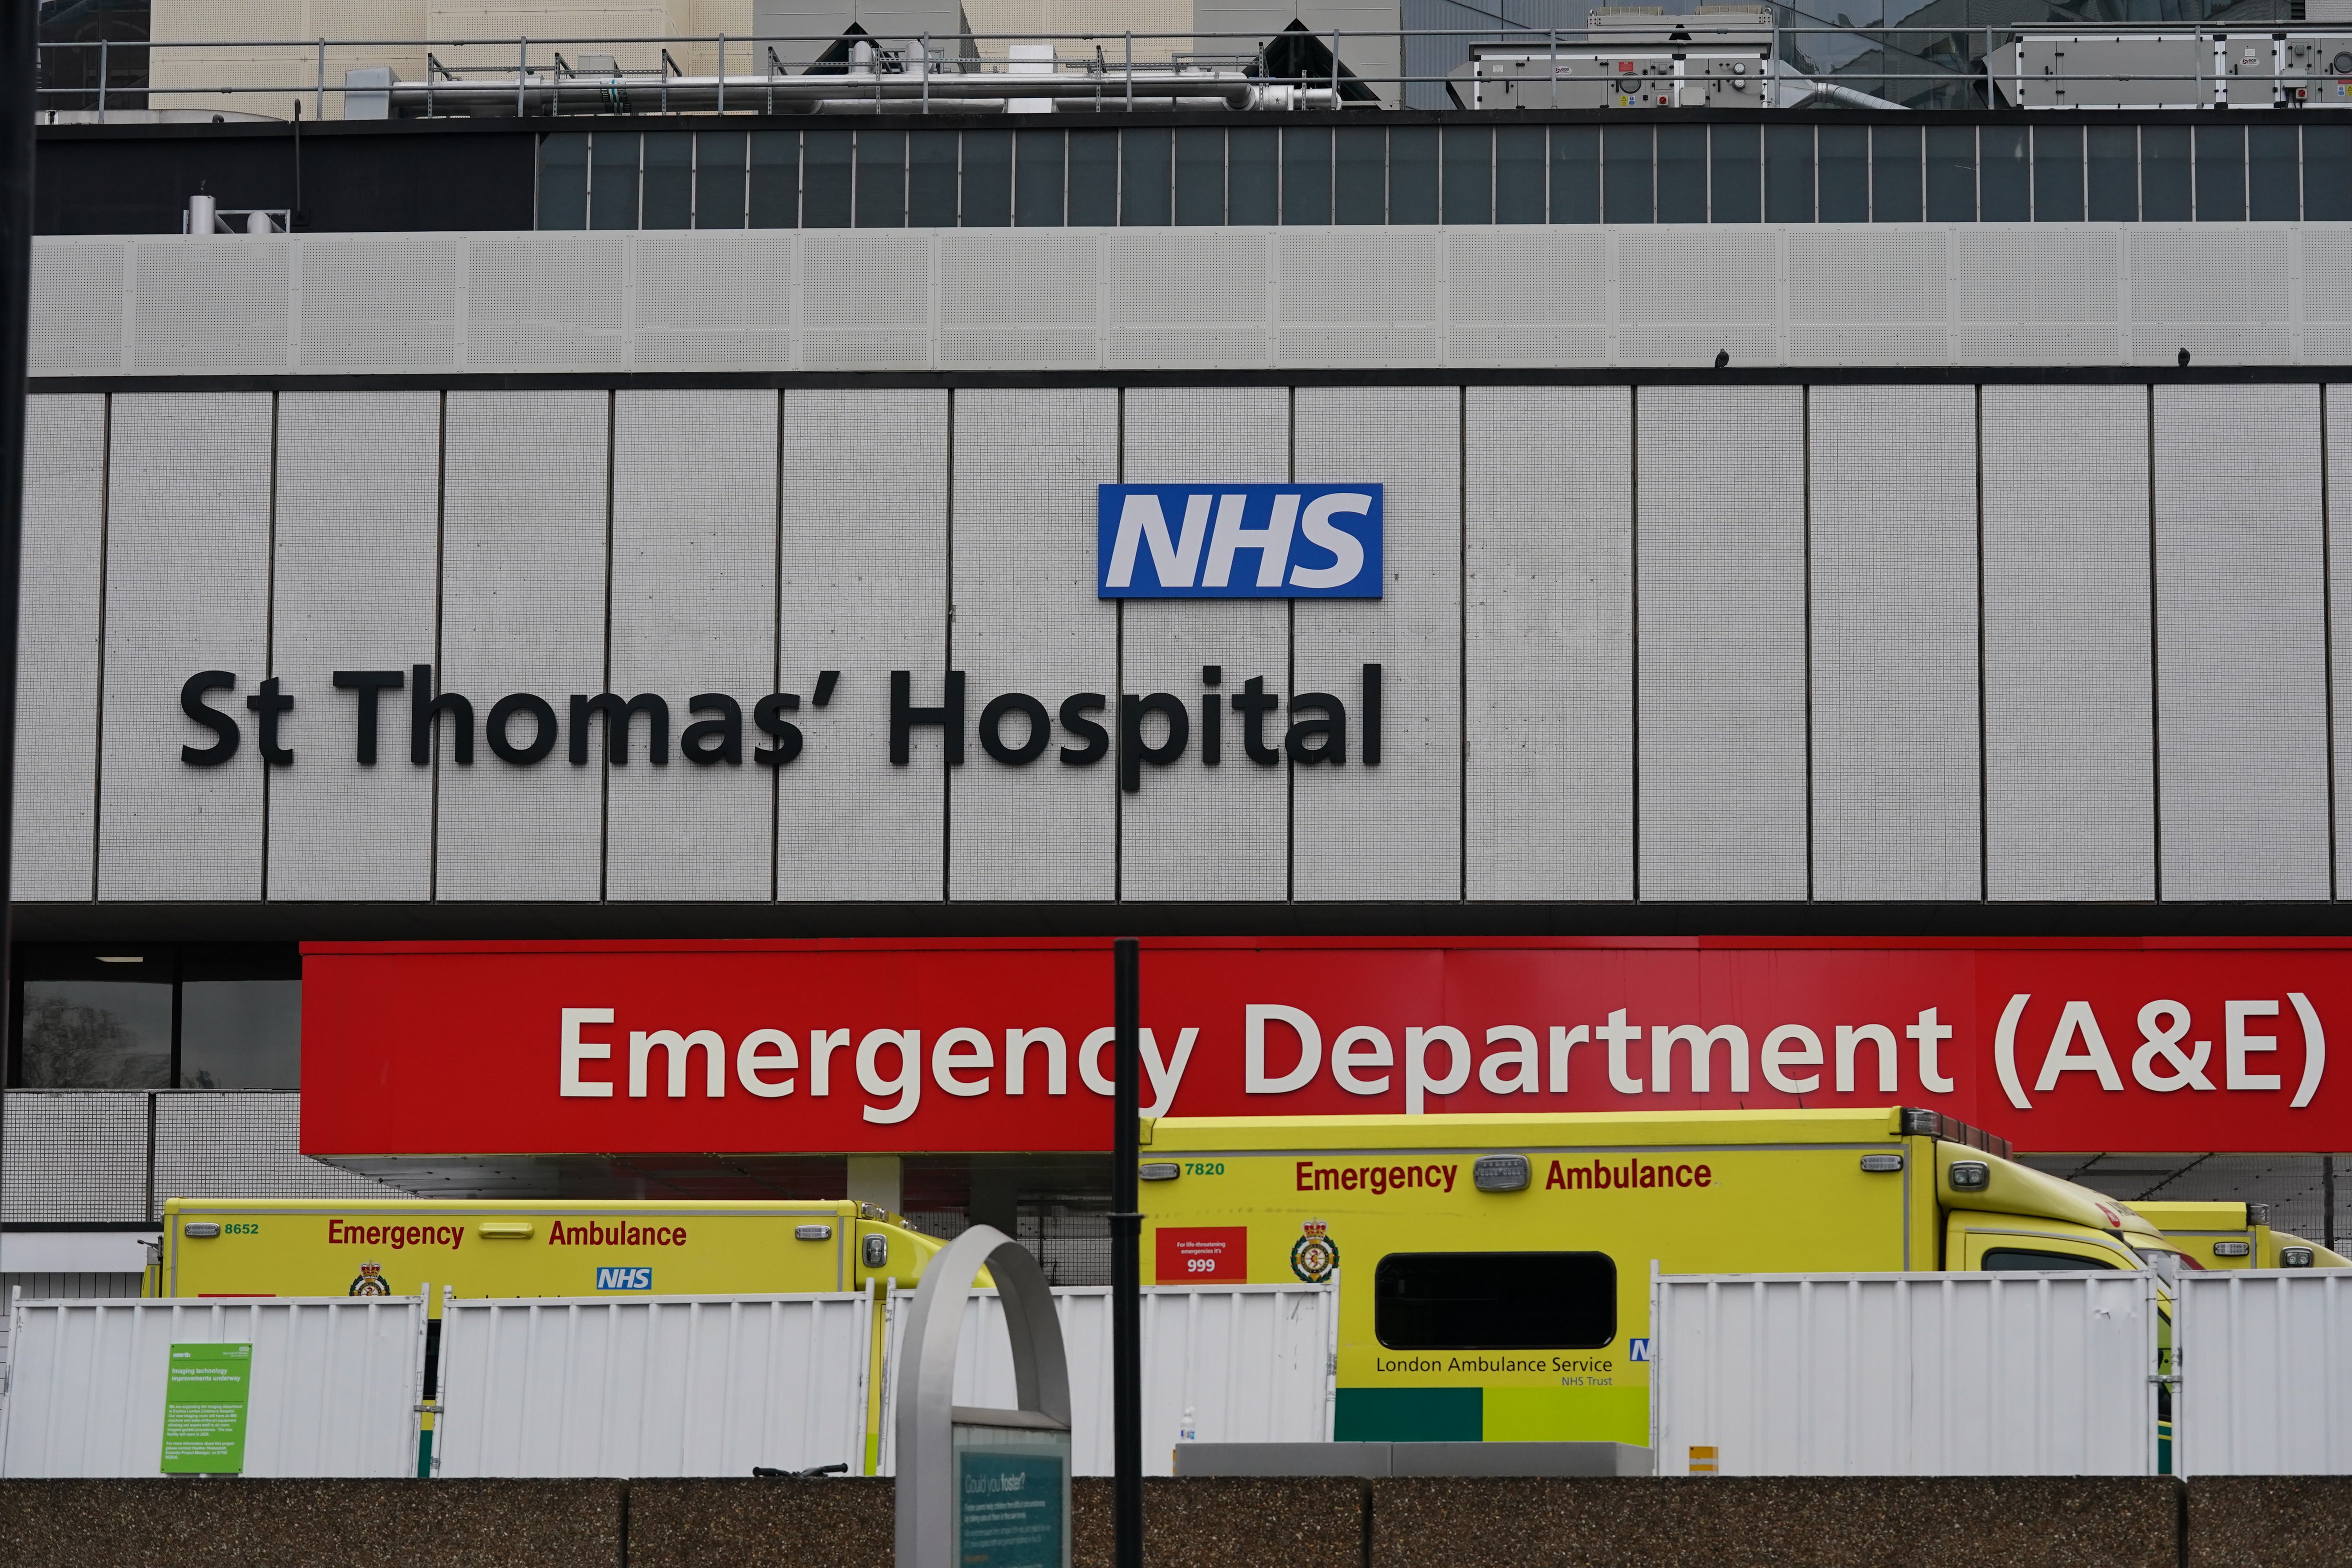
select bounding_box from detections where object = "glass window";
[2142,125,2191,221]
[641,132,693,229]
[1374,1252,1616,1350]
[590,132,639,229]
[1981,1247,2118,1271]
[1335,126,1385,223]
[1495,125,1546,223]
[1709,123,1759,223]
[2309,125,2352,222]
[2196,125,2246,221]
[1924,125,1975,221]
[179,947,301,1091]
[2250,124,2299,221]
[1656,125,1704,223]
[1981,126,2029,221]
[748,131,797,227]
[1228,128,1278,223]
[802,130,853,227]
[696,132,746,229]
[1069,131,1118,225]
[1766,124,1813,221]
[538,133,589,229]
[1283,127,1332,224]
[2033,124,2083,222]
[1871,125,1922,222]
[857,129,907,227]
[1014,130,1064,225]
[964,131,1012,227]
[1443,126,1493,224]
[1121,128,1171,225]
[1391,127,1440,223]
[16,949,172,1088]
[1817,125,1867,221]
[2086,125,2136,222]
[908,131,958,227]
[1602,124,1651,223]
[1174,128,1224,224]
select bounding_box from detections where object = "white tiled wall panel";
[2152,386,2330,901]
[1292,387,1460,902]
[1464,386,1633,902]
[949,389,1120,902]
[1636,386,1809,902]
[1807,385,1982,902]
[605,390,779,902]
[776,389,949,901]
[1118,388,1290,902]
[267,393,440,902]
[1980,386,2154,901]
[15,396,106,900]
[433,391,611,902]
[97,395,273,900]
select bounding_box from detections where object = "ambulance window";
[1373,1252,1615,1351]
[1980,1247,2119,1272]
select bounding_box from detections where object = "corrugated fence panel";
[948,388,1120,902]
[14,395,105,901]
[1636,386,1808,901]
[0,1296,424,1478]
[1651,1272,2158,1477]
[2152,385,2330,901]
[433,1293,871,1478]
[2176,1270,2352,1476]
[1980,385,2154,901]
[1806,385,1981,902]
[1464,386,1632,901]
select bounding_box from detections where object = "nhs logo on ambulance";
[595,1267,653,1291]
[1098,483,1383,599]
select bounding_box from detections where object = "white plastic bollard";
[187,192,216,235]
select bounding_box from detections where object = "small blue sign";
[1098,483,1383,599]
[595,1267,653,1290]
[1629,1338,1651,1363]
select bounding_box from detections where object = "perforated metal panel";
[96,394,271,901]
[605,390,779,902]
[2330,386,2352,898]
[799,234,932,369]
[15,396,105,901]
[1787,229,1947,367]
[1464,386,1632,901]
[2152,385,2329,901]
[1807,385,1981,902]
[1118,387,1289,902]
[1447,230,1609,368]
[1619,229,1778,368]
[949,389,1119,902]
[1276,231,1441,368]
[29,239,124,375]
[776,389,948,901]
[632,230,795,370]
[1292,386,1460,902]
[132,241,290,374]
[1636,386,1808,901]
[154,1092,404,1203]
[464,233,629,370]
[1980,385,2153,901]
[2127,228,2293,367]
[267,393,439,902]
[940,233,1100,370]
[1100,231,1270,370]
[1952,227,2122,365]
[0,1092,148,1224]
[296,236,463,373]
[434,391,610,902]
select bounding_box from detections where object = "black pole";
[0,0,38,1204]
[1111,937,1142,1568]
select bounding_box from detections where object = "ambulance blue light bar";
[1098,483,1384,599]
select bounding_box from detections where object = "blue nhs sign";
[1098,483,1383,599]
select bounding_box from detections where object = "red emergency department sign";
[298,937,2347,1158]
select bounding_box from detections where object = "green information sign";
[160,1342,252,1474]
[952,1425,1071,1568]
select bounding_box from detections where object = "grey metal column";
[0,0,36,1205]
[1112,937,1142,1568]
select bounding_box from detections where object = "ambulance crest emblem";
[348,1261,390,1296]
[1290,1219,1338,1283]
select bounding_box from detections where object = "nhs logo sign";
[594,1267,653,1291]
[1098,483,1383,599]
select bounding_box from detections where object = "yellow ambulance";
[2127,1200,2350,1273]
[1135,1106,2189,1446]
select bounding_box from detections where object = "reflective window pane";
[1069,131,1118,225]
[1444,125,1494,224]
[1709,123,1759,223]
[1336,126,1385,223]
[1980,126,2029,221]
[2196,125,2245,221]
[538,133,588,229]
[2086,125,2136,222]
[964,131,1012,227]
[179,948,301,1091]
[1391,127,1440,223]
[591,132,639,229]
[2142,125,2191,221]
[856,129,906,227]
[1766,124,1813,221]
[748,131,798,227]
[1228,128,1278,223]
[1656,124,1704,223]
[2032,124,2083,222]
[641,132,692,229]
[2308,124,2352,221]
[1283,127,1332,223]
[1014,129,1063,226]
[1871,125,1922,222]
[1174,128,1224,224]
[906,132,956,226]
[1495,125,1546,223]
[1121,128,1172,225]
[695,132,746,229]
[1924,125,1975,221]
[2249,124,2298,220]
[20,976,171,1087]
[803,130,853,227]
[1817,125,1866,221]
[1602,124,1651,223]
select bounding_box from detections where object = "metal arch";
[893,1223,1071,1568]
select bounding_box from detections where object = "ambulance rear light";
[862,1234,890,1269]
[1139,1163,1180,1181]
[1898,1107,2014,1161]
[1474,1154,1530,1192]
[1859,1154,1904,1173]
[2212,1240,2252,1257]
[479,1221,534,1240]
[2282,1246,2317,1268]
[1948,1161,1991,1191]
[2247,1203,2271,1227]
[182,1222,220,1238]
[795,1224,834,1241]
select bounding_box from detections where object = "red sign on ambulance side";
[1156,1227,1248,1283]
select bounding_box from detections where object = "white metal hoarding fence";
[0,1291,426,1478]
[1649,1270,2161,1477]
[432,1289,874,1478]
[2175,1269,2352,1476]
[880,1282,1338,1477]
